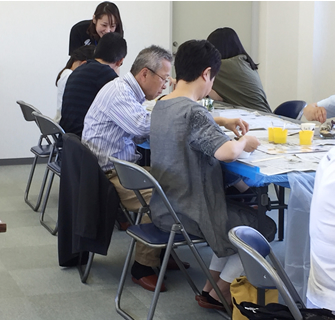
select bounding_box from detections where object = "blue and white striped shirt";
[82,72,150,171]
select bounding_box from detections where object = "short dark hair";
[88,1,124,41]
[130,45,173,76]
[207,27,258,70]
[174,40,221,83]
[56,45,95,85]
[93,32,127,63]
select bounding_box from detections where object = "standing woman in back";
[207,27,271,113]
[69,1,123,55]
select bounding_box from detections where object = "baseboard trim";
[0,158,48,166]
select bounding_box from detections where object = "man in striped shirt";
[82,46,184,292]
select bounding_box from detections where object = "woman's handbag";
[230,276,278,320]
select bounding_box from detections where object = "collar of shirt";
[122,72,146,105]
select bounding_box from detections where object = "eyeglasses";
[146,67,169,84]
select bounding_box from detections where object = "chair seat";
[30,144,53,157]
[47,161,61,175]
[127,223,203,246]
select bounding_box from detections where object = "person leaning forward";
[81,45,190,292]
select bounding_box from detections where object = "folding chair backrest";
[112,157,155,190]
[32,112,65,143]
[273,100,307,120]
[109,156,181,225]
[17,100,42,122]
[229,226,304,320]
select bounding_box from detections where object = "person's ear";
[134,67,149,85]
[92,15,96,24]
[202,67,211,81]
[116,58,124,67]
[140,67,150,81]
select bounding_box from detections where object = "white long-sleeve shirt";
[307,147,335,311]
[317,95,335,119]
[55,69,72,123]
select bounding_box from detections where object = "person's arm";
[214,135,260,162]
[105,88,151,137]
[208,89,223,102]
[214,117,249,136]
[303,103,327,123]
[317,95,335,119]
[69,22,85,55]
[189,108,259,163]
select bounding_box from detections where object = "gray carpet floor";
[0,163,287,320]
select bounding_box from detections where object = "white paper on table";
[238,152,318,175]
[294,152,327,163]
[313,139,335,146]
[216,108,301,131]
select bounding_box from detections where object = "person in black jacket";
[69,1,123,55]
[60,32,126,138]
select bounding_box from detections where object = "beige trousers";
[107,168,161,267]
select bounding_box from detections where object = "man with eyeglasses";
[82,45,189,292]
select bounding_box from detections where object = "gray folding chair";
[228,226,305,320]
[16,100,53,211]
[32,112,64,235]
[273,100,307,120]
[109,156,232,320]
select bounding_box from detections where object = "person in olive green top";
[207,27,272,114]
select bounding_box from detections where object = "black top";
[69,20,96,55]
[58,133,119,267]
[60,59,118,137]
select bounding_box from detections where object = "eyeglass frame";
[145,66,169,85]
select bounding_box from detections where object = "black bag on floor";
[233,298,335,320]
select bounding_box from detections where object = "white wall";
[312,1,335,102]
[172,1,253,54]
[258,1,335,110]
[0,1,171,159]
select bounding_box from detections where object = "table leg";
[277,186,285,241]
[255,185,269,235]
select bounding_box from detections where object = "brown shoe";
[195,291,209,302]
[115,221,131,231]
[118,221,131,231]
[132,275,166,292]
[195,294,207,302]
[166,256,190,270]
[197,298,226,311]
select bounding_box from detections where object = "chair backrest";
[273,100,307,120]
[229,226,304,320]
[109,156,181,226]
[32,112,65,143]
[17,100,42,122]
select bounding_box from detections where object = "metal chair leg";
[147,230,176,320]
[24,156,49,211]
[77,252,95,283]
[184,235,232,319]
[39,171,58,235]
[115,238,137,320]
[169,249,200,295]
